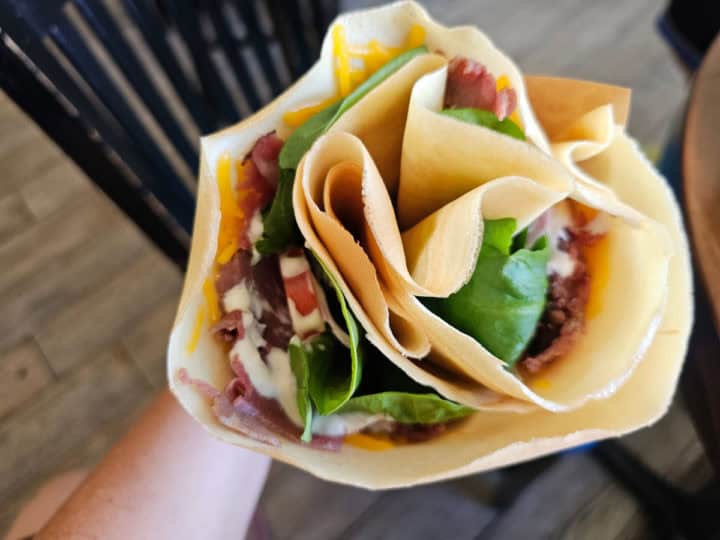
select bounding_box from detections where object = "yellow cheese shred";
[284,24,427,128]
[531,378,552,391]
[345,433,396,451]
[584,233,610,320]
[283,96,338,127]
[186,304,206,354]
[203,276,221,325]
[332,25,352,97]
[215,154,245,264]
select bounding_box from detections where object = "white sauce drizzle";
[249,211,264,265]
[230,309,302,427]
[278,254,309,278]
[223,283,251,313]
[542,202,577,278]
[311,412,390,437]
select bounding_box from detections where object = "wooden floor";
[0,0,709,538]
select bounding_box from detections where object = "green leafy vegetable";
[278,45,429,170]
[306,254,364,414]
[337,341,474,424]
[278,102,342,170]
[256,169,302,254]
[289,338,313,442]
[423,218,549,366]
[338,392,474,424]
[440,108,525,141]
[266,46,430,254]
[327,46,429,126]
[301,332,361,415]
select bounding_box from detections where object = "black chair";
[0,0,338,269]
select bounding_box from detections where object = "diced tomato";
[282,270,319,316]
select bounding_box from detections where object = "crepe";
[167,0,691,488]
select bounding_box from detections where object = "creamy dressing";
[311,412,391,437]
[278,254,308,278]
[248,211,264,243]
[531,202,578,279]
[287,298,325,337]
[547,250,576,278]
[223,283,252,313]
[222,282,263,318]
[249,211,264,265]
[231,330,302,426]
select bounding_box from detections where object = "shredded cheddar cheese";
[186,304,206,354]
[332,25,352,97]
[496,74,511,91]
[584,234,610,320]
[216,154,244,264]
[203,276,221,325]
[284,25,427,127]
[283,96,338,127]
[345,433,396,451]
[532,378,552,391]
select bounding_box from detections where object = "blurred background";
[0,0,715,538]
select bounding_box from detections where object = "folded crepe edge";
[166,1,692,489]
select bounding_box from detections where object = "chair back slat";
[0,30,189,267]
[234,1,284,97]
[72,0,198,170]
[0,0,337,267]
[122,0,216,133]
[165,0,241,125]
[207,1,262,111]
[48,15,195,230]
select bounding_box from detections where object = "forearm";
[38,389,270,540]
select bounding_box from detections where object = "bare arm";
[38,390,270,540]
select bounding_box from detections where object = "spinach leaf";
[440,108,525,141]
[338,392,474,424]
[422,218,549,366]
[304,254,364,415]
[289,338,313,442]
[278,101,342,170]
[256,168,302,254]
[303,332,361,415]
[278,46,429,170]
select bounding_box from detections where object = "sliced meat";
[214,252,293,350]
[521,230,592,373]
[216,251,252,296]
[250,132,283,189]
[210,310,245,342]
[227,360,342,451]
[226,131,283,251]
[251,256,294,350]
[176,368,281,447]
[444,56,518,121]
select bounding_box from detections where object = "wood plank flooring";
[0,0,704,538]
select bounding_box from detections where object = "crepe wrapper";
[167,0,692,488]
